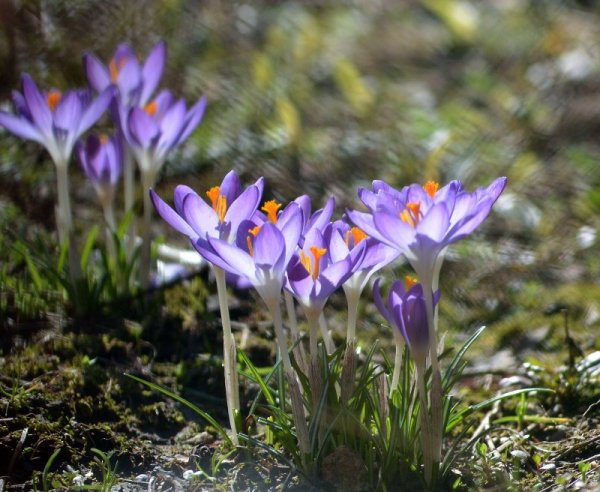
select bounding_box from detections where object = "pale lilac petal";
[346,209,381,239]
[150,189,198,239]
[173,185,197,214]
[306,196,335,233]
[117,58,143,102]
[372,212,415,250]
[220,171,242,204]
[279,207,303,266]
[182,193,219,238]
[253,223,285,271]
[372,278,394,327]
[224,185,261,236]
[417,203,449,242]
[209,237,256,280]
[329,229,351,263]
[140,40,166,105]
[0,112,43,143]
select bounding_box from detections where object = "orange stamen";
[261,200,282,224]
[400,201,422,228]
[423,181,439,199]
[144,101,157,117]
[109,56,127,83]
[404,275,418,290]
[346,227,367,248]
[300,246,327,281]
[47,90,61,112]
[246,225,261,257]
[99,134,108,145]
[205,186,227,222]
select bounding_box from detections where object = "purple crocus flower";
[84,41,166,108]
[208,203,304,303]
[0,74,114,166]
[126,89,207,180]
[76,134,123,206]
[150,170,264,268]
[327,219,400,296]
[285,227,355,318]
[347,178,507,283]
[373,277,434,364]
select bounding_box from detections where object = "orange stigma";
[206,186,227,222]
[246,225,261,256]
[404,275,418,290]
[99,134,109,145]
[423,181,439,199]
[109,57,126,83]
[400,201,421,228]
[261,200,282,224]
[300,246,327,281]
[47,90,61,112]
[345,227,367,248]
[144,100,158,117]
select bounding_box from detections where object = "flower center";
[109,56,127,83]
[400,201,421,228]
[423,180,439,198]
[99,134,109,145]
[144,100,158,117]
[246,225,261,256]
[404,275,418,290]
[261,200,281,224]
[345,226,367,249]
[300,246,327,281]
[47,90,61,112]
[206,186,227,223]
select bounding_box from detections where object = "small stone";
[510,450,529,460]
[135,474,149,482]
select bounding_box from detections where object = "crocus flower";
[84,41,166,108]
[76,134,123,207]
[347,178,507,285]
[150,170,264,268]
[286,227,356,321]
[127,89,207,181]
[208,202,304,303]
[373,278,435,365]
[0,74,114,166]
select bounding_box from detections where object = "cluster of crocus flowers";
[151,169,506,474]
[0,40,207,295]
[349,176,507,482]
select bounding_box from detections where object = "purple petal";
[117,58,143,102]
[224,184,261,237]
[279,206,303,266]
[372,278,394,328]
[182,192,219,238]
[173,184,197,214]
[253,222,285,271]
[208,237,256,280]
[21,74,53,135]
[306,196,335,233]
[177,96,207,144]
[83,53,110,93]
[53,91,82,132]
[372,212,415,250]
[320,258,352,291]
[417,203,449,242]
[78,87,113,136]
[157,99,186,150]
[0,112,43,143]
[220,171,242,204]
[128,106,159,148]
[346,209,381,239]
[140,40,166,105]
[150,189,198,238]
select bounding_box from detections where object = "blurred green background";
[1,0,600,360]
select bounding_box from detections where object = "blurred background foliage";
[1,0,600,362]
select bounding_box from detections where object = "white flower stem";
[102,200,117,269]
[285,290,307,373]
[213,266,240,446]
[55,160,82,284]
[265,297,310,459]
[123,148,136,258]
[318,313,335,355]
[345,288,360,343]
[390,328,404,393]
[415,359,433,486]
[341,289,360,405]
[139,170,156,289]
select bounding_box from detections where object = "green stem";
[214,266,240,445]
[139,170,156,289]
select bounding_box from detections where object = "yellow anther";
[345,226,367,248]
[400,201,421,228]
[47,90,61,112]
[144,100,157,117]
[404,275,418,290]
[261,200,282,224]
[206,186,220,209]
[423,181,439,199]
